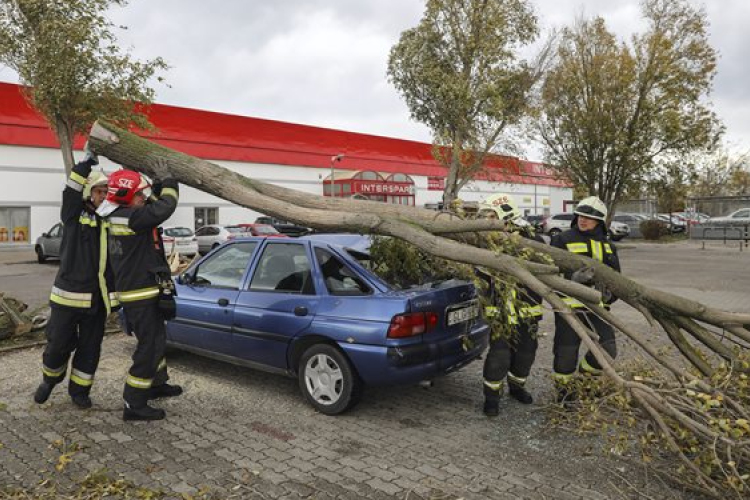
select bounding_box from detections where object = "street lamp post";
[330,154,344,197]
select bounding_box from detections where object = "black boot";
[123,404,166,422]
[148,383,183,400]
[508,382,533,404]
[34,381,54,404]
[71,394,92,409]
[483,398,500,417]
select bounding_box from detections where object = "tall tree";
[537,0,721,217]
[689,145,750,197]
[0,0,167,175]
[387,0,541,206]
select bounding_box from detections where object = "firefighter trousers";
[41,303,107,397]
[553,311,616,376]
[122,302,169,408]
[483,321,539,401]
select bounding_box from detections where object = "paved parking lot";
[1,240,748,499]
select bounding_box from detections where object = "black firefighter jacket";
[106,179,179,306]
[50,159,117,314]
[551,223,621,309]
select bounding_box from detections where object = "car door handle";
[217,298,230,307]
[294,306,308,317]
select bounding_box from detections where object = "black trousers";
[553,311,616,376]
[42,304,107,397]
[122,302,169,408]
[483,321,539,401]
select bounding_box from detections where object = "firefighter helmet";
[480,193,522,222]
[83,171,108,199]
[106,170,152,206]
[574,196,607,222]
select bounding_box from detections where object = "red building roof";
[0,81,568,186]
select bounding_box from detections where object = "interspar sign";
[352,180,414,196]
[427,177,445,190]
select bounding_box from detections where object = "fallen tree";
[88,121,750,498]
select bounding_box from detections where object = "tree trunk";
[88,120,750,498]
[54,116,75,177]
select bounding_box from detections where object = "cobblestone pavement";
[1,241,748,499]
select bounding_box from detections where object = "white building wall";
[0,144,572,248]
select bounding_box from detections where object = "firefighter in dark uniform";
[550,196,621,402]
[34,149,117,409]
[98,164,181,421]
[475,194,544,416]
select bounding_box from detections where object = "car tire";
[298,344,362,415]
[548,228,561,237]
[35,245,47,264]
[611,235,624,242]
[212,242,220,249]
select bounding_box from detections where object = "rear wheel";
[298,344,362,415]
[35,246,47,263]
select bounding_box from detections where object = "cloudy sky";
[1,0,747,158]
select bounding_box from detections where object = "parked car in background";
[255,216,310,237]
[194,225,246,254]
[542,212,629,241]
[237,223,289,238]
[35,222,63,263]
[162,226,198,256]
[167,235,489,415]
[656,214,686,233]
[525,214,545,232]
[707,208,750,225]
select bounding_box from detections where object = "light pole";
[330,154,344,197]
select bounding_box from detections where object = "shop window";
[0,207,30,243]
[195,207,218,229]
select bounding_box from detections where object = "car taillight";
[387,312,439,338]
[163,237,174,243]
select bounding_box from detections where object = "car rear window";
[226,226,245,233]
[164,227,193,237]
[253,225,279,234]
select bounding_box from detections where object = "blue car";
[167,235,489,415]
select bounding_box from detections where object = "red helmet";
[106,170,152,205]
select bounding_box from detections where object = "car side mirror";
[180,271,194,285]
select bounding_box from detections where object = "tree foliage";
[387,0,541,205]
[0,0,167,174]
[689,145,750,197]
[537,0,722,216]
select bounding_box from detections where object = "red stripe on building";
[0,82,568,186]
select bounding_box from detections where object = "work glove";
[570,267,595,286]
[83,141,99,165]
[149,157,172,182]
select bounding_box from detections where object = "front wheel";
[298,344,362,415]
[35,246,47,263]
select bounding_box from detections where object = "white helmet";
[574,196,607,222]
[480,193,523,222]
[83,171,109,200]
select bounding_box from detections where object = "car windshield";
[164,227,193,237]
[253,225,280,235]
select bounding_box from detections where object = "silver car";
[194,224,245,254]
[35,222,63,263]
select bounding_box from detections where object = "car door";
[232,241,318,369]
[168,241,259,355]
[48,223,63,257]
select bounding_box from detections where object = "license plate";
[447,302,479,326]
[176,241,190,246]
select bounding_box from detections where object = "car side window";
[733,210,749,218]
[192,242,257,289]
[49,224,62,237]
[249,243,315,294]
[195,227,208,236]
[314,248,372,296]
